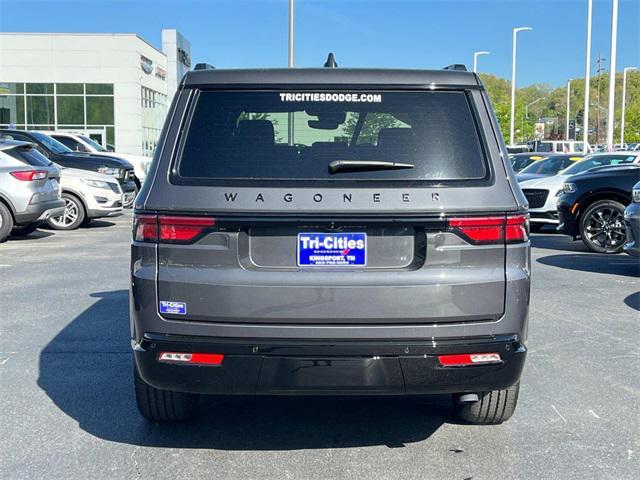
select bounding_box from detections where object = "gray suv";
[0,140,65,242]
[131,67,531,425]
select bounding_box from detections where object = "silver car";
[623,181,640,256]
[0,140,65,242]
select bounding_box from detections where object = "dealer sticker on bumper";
[159,301,187,315]
[297,232,367,267]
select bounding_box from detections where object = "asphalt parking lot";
[1,212,638,480]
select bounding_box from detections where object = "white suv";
[46,167,123,230]
[42,132,151,186]
[520,152,640,231]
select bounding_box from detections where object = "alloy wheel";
[584,206,626,250]
[50,198,79,228]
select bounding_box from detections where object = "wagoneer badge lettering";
[221,191,426,205]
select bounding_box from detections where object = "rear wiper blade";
[328,160,414,174]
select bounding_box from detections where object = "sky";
[0,0,638,87]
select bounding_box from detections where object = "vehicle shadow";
[37,290,447,449]
[530,234,589,253]
[83,219,117,229]
[8,230,54,241]
[624,292,640,311]
[536,253,640,277]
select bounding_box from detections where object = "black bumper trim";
[134,333,526,396]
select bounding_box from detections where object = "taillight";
[438,353,502,367]
[158,352,224,366]
[505,214,529,243]
[449,216,504,244]
[158,215,216,243]
[449,214,529,244]
[10,170,47,181]
[133,213,216,244]
[133,214,158,242]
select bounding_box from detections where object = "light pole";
[288,0,294,68]
[522,97,545,143]
[582,0,593,151]
[606,0,619,151]
[566,79,572,140]
[595,54,607,144]
[288,0,294,145]
[621,66,637,146]
[473,51,490,73]
[510,27,533,146]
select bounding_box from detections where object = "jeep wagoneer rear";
[131,68,530,425]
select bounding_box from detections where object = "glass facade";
[141,86,167,157]
[0,82,115,145]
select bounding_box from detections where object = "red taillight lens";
[449,216,505,244]
[158,352,224,366]
[10,170,47,181]
[438,353,502,367]
[133,214,158,242]
[505,214,529,243]
[133,213,216,244]
[158,215,216,243]
[449,214,529,244]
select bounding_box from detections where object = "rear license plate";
[297,232,367,267]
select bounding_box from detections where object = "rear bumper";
[13,199,66,225]
[133,333,526,395]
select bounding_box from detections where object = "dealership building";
[0,30,191,156]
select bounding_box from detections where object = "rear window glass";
[177,91,488,182]
[4,146,51,166]
[564,154,637,174]
[520,155,578,175]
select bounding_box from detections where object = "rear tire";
[453,382,520,425]
[0,202,13,242]
[11,222,39,236]
[133,362,199,422]
[579,200,626,254]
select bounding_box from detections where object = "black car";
[0,130,137,206]
[557,165,640,253]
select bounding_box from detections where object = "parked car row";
[0,130,144,207]
[511,151,640,255]
[0,135,146,242]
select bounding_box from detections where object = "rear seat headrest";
[237,120,275,145]
[377,128,415,147]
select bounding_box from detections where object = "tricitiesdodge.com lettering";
[279,92,382,103]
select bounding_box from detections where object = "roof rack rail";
[442,64,467,72]
[194,63,215,71]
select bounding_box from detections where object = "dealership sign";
[140,55,153,74]
[177,47,191,68]
[155,66,167,81]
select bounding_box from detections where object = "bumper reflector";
[158,352,224,366]
[438,353,502,367]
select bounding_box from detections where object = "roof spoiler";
[194,63,215,71]
[324,53,338,68]
[442,64,468,72]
